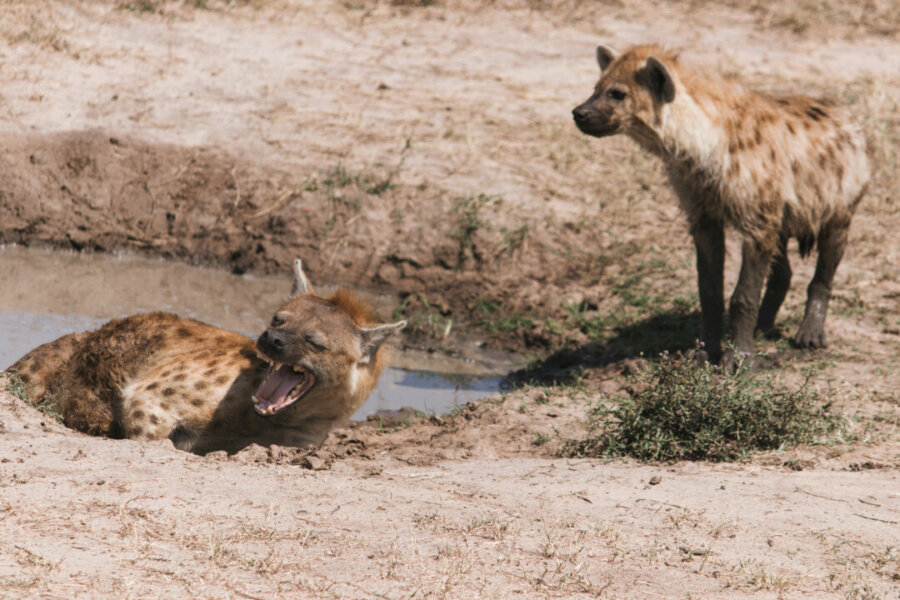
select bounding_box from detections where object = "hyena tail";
[6,332,87,403]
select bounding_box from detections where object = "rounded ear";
[358,321,407,364]
[289,258,311,298]
[596,44,618,71]
[642,55,676,103]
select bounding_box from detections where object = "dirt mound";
[0,128,617,351]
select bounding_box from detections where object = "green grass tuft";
[566,352,844,462]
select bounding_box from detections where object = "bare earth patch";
[1,1,899,598]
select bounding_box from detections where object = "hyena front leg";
[756,233,791,338]
[794,220,849,349]
[691,217,725,364]
[727,239,773,364]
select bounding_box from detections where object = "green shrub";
[567,352,843,462]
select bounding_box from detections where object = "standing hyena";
[572,44,870,364]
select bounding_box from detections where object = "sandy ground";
[2,386,899,599]
[1,1,899,598]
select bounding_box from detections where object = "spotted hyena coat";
[8,260,406,454]
[572,44,870,364]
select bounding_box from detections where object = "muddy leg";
[794,223,848,349]
[692,218,725,364]
[727,239,773,365]
[756,234,791,338]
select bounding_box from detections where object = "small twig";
[251,190,295,219]
[231,166,241,208]
[794,486,849,504]
[697,545,712,573]
[226,585,266,600]
[858,497,881,507]
[853,513,899,525]
[313,574,394,600]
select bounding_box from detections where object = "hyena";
[8,260,406,454]
[572,44,870,364]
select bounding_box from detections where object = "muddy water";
[0,246,507,420]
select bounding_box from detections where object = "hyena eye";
[606,89,627,101]
[270,315,286,328]
[304,335,327,352]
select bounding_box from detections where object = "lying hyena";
[572,44,870,364]
[8,260,406,454]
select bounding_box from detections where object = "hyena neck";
[632,75,732,182]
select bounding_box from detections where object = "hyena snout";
[571,102,617,137]
[257,328,288,356]
[572,104,591,124]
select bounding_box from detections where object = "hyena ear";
[596,45,618,71]
[641,55,676,103]
[289,258,311,298]
[357,321,407,364]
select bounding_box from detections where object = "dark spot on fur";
[163,387,176,397]
[807,106,827,121]
[132,427,144,437]
[786,122,796,135]
[160,402,170,411]
[191,398,204,407]
[754,129,762,146]
[145,382,159,391]
[215,375,228,385]
[149,415,160,425]
[132,410,145,420]
[791,161,801,176]
[207,359,217,368]
[775,99,789,106]
[215,336,228,345]
[28,363,39,373]
[203,368,215,377]
[176,327,192,339]
[160,370,171,378]
[173,373,186,382]
[194,381,208,391]
[770,149,776,161]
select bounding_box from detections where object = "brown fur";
[573,44,870,363]
[7,260,405,453]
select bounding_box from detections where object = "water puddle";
[0,246,509,420]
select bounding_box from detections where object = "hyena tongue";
[252,365,304,415]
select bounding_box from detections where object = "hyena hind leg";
[54,385,117,437]
[794,221,850,349]
[755,234,792,339]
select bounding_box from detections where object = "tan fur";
[573,44,870,361]
[8,261,405,454]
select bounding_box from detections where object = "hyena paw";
[720,349,756,372]
[793,324,827,349]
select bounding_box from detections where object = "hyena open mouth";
[252,352,316,416]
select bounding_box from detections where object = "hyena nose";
[572,106,589,122]
[261,329,286,351]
